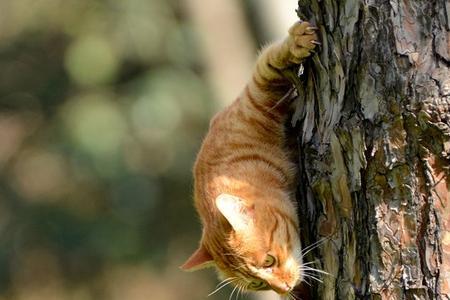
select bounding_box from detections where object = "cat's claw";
[286,21,319,64]
[307,26,318,31]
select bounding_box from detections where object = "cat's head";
[181,193,302,295]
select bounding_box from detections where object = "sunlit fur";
[192,21,317,295]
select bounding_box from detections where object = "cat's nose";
[280,283,291,293]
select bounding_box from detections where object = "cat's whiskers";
[228,283,240,300]
[297,261,330,287]
[286,292,293,300]
[215,276,237,289]
[301,279,312,287]
[301,261,318,266]
[301,238,329,258]
[301,272,323,284]
[208,277,238,297]
[299,265,330,276]
[288,291,302,300]
[236,283,244,300]
[218,276,238,284]
[238,281,249,300]
[302,271,323,283]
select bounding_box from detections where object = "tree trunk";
[293,0,450,299]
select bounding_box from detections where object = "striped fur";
[183,21,318,295]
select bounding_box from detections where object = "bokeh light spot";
[12,149,71,202]
[130,92,182,140]
[64,35,119,86]
[62,93,126,159]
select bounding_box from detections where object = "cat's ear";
[215,193,254,231]
[180,244,215,272]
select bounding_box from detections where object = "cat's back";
[193,99,295,205]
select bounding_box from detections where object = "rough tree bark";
[292,0,450,299]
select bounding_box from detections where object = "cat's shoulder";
[208,102,238,129]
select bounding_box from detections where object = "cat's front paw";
[285,21,319,64]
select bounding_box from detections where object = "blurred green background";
[0,1,298,299]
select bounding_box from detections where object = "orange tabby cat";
[181,21,318,297]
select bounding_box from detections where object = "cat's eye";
[249,280,266,289]
[262,254,276,268]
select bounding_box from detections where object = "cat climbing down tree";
[181,21,318,297]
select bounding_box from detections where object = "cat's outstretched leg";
[250,21,318,98]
